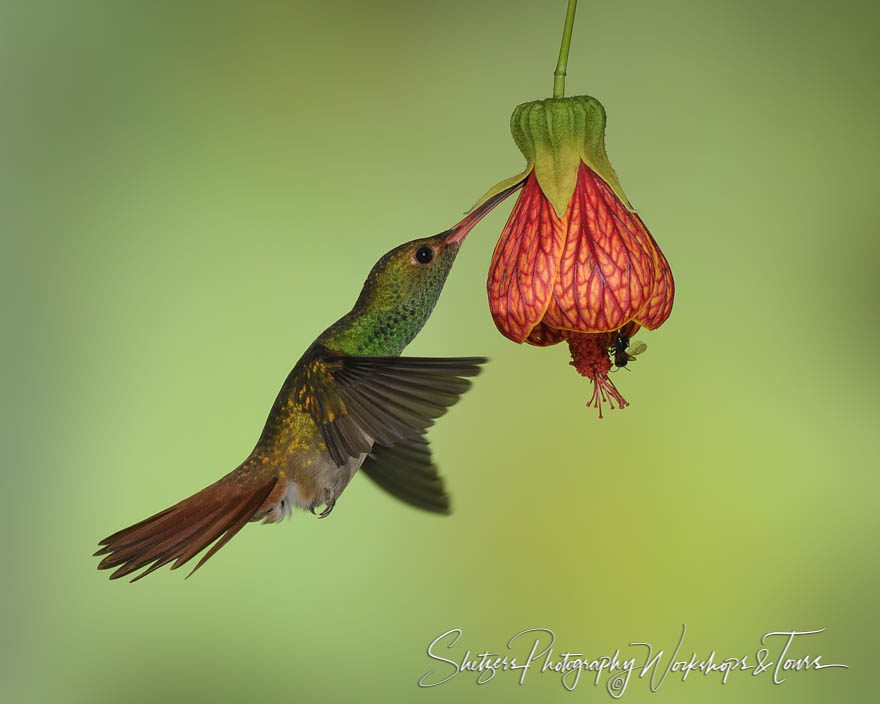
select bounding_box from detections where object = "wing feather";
[300,350,487,466]
[360,434,450,514]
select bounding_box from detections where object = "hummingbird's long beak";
[444,179,526,244]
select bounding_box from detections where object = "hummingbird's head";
[323,181,524,356]
[355,228,466,318]
[356,180,524,317]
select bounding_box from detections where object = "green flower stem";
[552,0,578,98]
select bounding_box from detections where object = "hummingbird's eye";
[414,245,435,264]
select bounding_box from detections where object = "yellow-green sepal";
[511,95,631,216]
[466,167,532,215]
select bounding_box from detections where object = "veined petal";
[542,162,659,333]
[487,171,566,343]
[634,219,675,329]
[525,321,566,347]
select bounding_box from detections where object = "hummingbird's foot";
[318,500,336,519]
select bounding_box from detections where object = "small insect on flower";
[472,96,674,417]
[612,335,647,369]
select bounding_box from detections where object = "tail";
[95,476,278,582]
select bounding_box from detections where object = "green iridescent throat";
[317,241,458,357]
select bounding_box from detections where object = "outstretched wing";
[298,349,487,467]
[360,433,450,514]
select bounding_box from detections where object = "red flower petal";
[487,171,565,343]
[542,162,659,333]
[634,216,674,329]
[525,321,566,346]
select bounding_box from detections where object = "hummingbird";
[95,183,521,582]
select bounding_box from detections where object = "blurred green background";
[2,0,878,702]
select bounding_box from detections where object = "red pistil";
[565,331,629,418]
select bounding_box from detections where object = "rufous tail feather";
[94,477,278,582]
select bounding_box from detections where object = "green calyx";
[471,95,632,218]
[513,95,631,216]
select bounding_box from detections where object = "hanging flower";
[475,95,674,416]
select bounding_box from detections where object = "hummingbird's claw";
[318,500,336,519]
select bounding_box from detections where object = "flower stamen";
[566,331,629,418]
